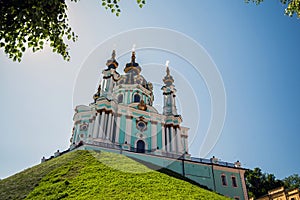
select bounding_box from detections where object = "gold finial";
[166,60,170,76]
[163,60,174,85]
[111,50,116,60]
[131,44,136,63]
[131,47,136,63]
[166,67,170,76]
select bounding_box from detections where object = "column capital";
[151,120,158,125]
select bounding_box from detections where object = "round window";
[137,121,147,131]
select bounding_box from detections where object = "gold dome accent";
[138,100,147,111]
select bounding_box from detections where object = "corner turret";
[161,61,178,116]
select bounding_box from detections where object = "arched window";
[221,174,227,186]
[231,176,237,187]
[117,94,123,103]
[134,93,141,102]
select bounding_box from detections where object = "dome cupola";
[124,48,141,75]
[106,50,119,69]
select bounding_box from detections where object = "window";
[234,197,240,200]
[79,123,88,131]
[137,121,147,132]
[102,79,107,91]
[221,174,227,186]
[117,94,123,103]
[232,176,237,187]
[134,94,141,102]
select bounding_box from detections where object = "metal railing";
[84,141,237,167]
[42,140,237,168]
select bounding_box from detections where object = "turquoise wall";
[213,168,245,199]
[77,145,247,200]
[179,161,215,190]
[130,118,137,148]
[129,115,152,151]
[156,123,162,150]
[118,115,126,144]
[146,121,151,150]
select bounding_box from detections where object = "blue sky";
[1,1,300,179]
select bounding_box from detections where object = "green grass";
[0,150,230,200]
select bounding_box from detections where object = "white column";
[166,127,170,152]
[162,124,165,151]
[171,127,176,152]
[99,111,106,138]
[103,112,109,139]
[115,115,121,143]
[124,91,128,104]
[177,128,183,154]
[87,119,93,138]
[185,137,189,153]
[182,136,185,153]
[125,116,132,144]
[106,113,112,140]
[108,77,115,100]
[92,114,100,138]
[151,121,157,150]
[174,128,178,154]
[128,91,132,103]
[123,90,128,104]
[109,114,115,141]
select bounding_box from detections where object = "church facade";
[68,49,248,200]
[70,50,189,157]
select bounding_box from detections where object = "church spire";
[131,44,136,63]
[93,49,121,102]
[162,61,178,116]
[106,50,119,69]
[124,45,141,74]
[163,60,174,86]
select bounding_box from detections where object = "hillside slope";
[0,150,229,200]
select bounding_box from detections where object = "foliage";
[283,174,300,190]
[0,0,145,62]
[245,0,300,18]
[245,167,284,198]
[101,0,145,16]
[0,150,229,200]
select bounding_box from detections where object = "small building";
[257,187,300,200]
[69,49,248,200]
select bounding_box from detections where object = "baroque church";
[67,49,248,200]
[70,49,190,157]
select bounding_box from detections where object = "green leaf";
[0,0,147,62]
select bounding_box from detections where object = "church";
[68,49,249,200]
[70,49,190,157]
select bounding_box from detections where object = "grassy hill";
[0,150,229,200]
